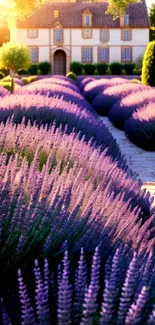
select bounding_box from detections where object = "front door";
[54,50,66,75]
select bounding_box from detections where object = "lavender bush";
[124,102,155,150]
[109,89,155,129]
[0,94,122,160]
[82,78,129,103]
[92,84,150,116]
[16,82,94,114]
[77,77,95,92]
[0,85,10,97]
[1,247,155,324]
[0,120,153,275]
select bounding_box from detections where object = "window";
[82,28,92,39]
[121,47,132,63]
[100,30,109,42]
[85,15,90,26]
[122,29,131,41]
[30,47,38,63]
[98,47,109,63]
[54,10,59,18]
[82,47,92,63]
[124,15,129,26]
[54,29,63,44]
[27,29,38,38]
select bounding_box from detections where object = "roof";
[16,1,150,29]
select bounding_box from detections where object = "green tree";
[0,42,31,93]
[149,4,155,41]
[0,0,46,28]
[105,0,140,19]
[141,41,155,87]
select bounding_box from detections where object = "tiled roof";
[17,1,150,28]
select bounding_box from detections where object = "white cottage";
[10,0,150,75]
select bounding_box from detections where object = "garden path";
[99,116,155,197]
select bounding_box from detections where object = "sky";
[146,0,154,8]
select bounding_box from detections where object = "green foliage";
[105,0,140,19]
[66,71,77,81]
[70,61,83,75]
[18,68,29,75]
[21,75,38,84]
[110,62,123,75]
[83,64,96,75]
[149,4,155,41]
[0,80,19,92]
[28,64,39,75]
[141,41,155,87]
[0,42,31,73]
[132,68,142,75]
[39,61,51,75]
[0,71,5,79]
[123,62,136,75]
[131,79,141,83]
[96,63,108,75]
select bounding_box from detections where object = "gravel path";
[99,116,155,197]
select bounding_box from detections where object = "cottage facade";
[10,0,150,74]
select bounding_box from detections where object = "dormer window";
[124,15,129,26]
[82,9,92,27]
[54,10,59,18]
[85,15,90,26]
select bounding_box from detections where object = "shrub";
[28,63,39,75]
[17,82,93,113]
[124,102,155,150]
[82,77,129,103]
[38,61,51,75]
[123,62,136,75]
[110,62,123,75]
[66,71,77,81]
[0,71,5,79]
[0,80,21,92]
[132,68,142,75]
[92,83,147,116]
[2,75,24,86]
[18,68,29,75]
[0,85,10,97]
[109,88,155,129]
[70,61,83,75]
[131,79,141,84]
[78,77,95,91]
[83,63,96,75]
[21,75,38,84]
[0,94,122,160]
[1,247,155,324]
[96,63,108,75]
[142,41,155,87]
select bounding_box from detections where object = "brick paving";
[99,116,155,197]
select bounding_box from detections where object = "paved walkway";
[99,116,155,197]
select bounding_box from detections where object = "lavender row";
[1,246,155,325]
[109,89,155,130]
[0,93,123,162]
[0,121,154,275]
[82,77,130,104]
[91,83,150,116]
[124,102,155,150]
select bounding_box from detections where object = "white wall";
[39,47,49,62]
[13,28,50,45]
[12,27,149,65]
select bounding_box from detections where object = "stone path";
[99,116,155,197]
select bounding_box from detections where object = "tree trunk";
[10,69,15,94]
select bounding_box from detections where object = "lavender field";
[0,76,155,325]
